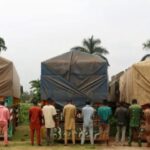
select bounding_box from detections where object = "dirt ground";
[0,125,149,150]
[0,143,150,150]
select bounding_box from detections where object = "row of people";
[29,98,150,147]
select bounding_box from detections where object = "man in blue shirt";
[97,99,112,145]
[81,101,95,145]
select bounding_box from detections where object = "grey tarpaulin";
[41,51,108,107]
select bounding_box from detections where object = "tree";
[29,79,40,101]
[71,35,109,55]
[143,40,150,50]
[21,91,33,102]
[0,37,7,53]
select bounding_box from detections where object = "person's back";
[115,106,128,126]
[42,105,56,128]
[98,105,112,123]
[128,99,142,146]
[63,103,76,130]
[29,100,42,146]
[0,105,9,123]
[81,102,95,145]
[82,105,94,126]
[63,101,76,145]
[29,106,42,126]
[0,101,10,146]
[115,103,128,144]
[144,105,150,147]
[129,103,142,127]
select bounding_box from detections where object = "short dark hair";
[67,99,72,103]
[32,99,38,105]
[47,97,52,101]
[132,99,137,104]
[86,101,91,105]
[0,101,4,105]
[103,99,108,105]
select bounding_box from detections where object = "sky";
[0,0,150,91]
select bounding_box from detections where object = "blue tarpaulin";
[41,51,108,108]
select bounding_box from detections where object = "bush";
[19,103,32,125]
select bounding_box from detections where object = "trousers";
[30,124,41,145]
[81,123,94,145]
[64,129,75,145]
[115,125,126,143]
[0,121,8,145]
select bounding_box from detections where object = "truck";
[0,57,20,138]
[40,51,109,140]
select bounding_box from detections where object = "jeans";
[115,125,126,143]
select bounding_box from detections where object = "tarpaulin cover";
[119,60,150,105]
[41,51,108,107]
[0,57,20,98]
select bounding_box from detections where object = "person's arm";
[29,109,31,123]
[63,107,65,117]
[74,106,77,117]
[114,109,117,118]
[7,109,10,126]
[53,107,57,127]
[39,108,43,125]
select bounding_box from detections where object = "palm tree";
[29,79,40,101]
[143,40,150,50]
[71,35,109,55]
[0,37,7,53]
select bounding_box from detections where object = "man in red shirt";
[0,100,10,146]
[29,99,42,146]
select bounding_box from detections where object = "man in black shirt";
[115,102,128,145]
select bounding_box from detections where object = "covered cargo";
[119,60,150,105]
[0,57,20,98]
[41,51,108,107]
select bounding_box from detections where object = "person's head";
[86,101,91,105]
[146,103,150,109]
[47,97,54,105]
[66,99,72,104]
[119,101,125,107]
[32,99,38,105]
[132,99,137,104]
[0,101,4,105]
[103,99,108,105]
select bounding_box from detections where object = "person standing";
[144,103,150,147]
[63,100,76,145]
[97,99,112,145]
[42,98,57,145]
[115,102,128,145]
[128,99,142,146]
[0,100,10,146]
[29,99,42,146]
[81,101,95,145]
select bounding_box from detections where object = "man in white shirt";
[81,101,95,145]
[42,98,57,145]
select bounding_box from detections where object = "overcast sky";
[0,0,150,91]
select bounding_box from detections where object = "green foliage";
[143,40,150,50]
[29,79,41,101]
[0,37,7,53]
[71,35,109,55]
[21,91,33,102]
[19,103,32,125]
